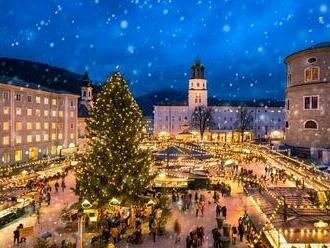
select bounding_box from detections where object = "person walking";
[55,181,59,192]
[232,226,238,245]
[13,227,20,245]
[148,213,155,232]
[222,206,227,219]
[200,200,205,217]
[195,201,199,217]
[174,219,181,244]
[238,223,244,242]
[111,226,119,244]
[216,203,221,217]
[150,221,157,242]
[46,192,51,206]
[61,180,66,192]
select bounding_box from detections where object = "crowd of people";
[185,226,205,247]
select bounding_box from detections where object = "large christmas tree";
[76,72,152,206]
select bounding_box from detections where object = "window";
[70,133,74,139]
[308,57,317,64]
[286,99,290,110]
[3,122,9,130]
[44,110,49,117]
[70,100,74,107]
[15,122,22,131]
[52,99,57,105]
[304,96,318,110]
[70,123,74,129]
[27,122,33,130]
[52,110,57,117]
[44,134,49,141]
[27,135,33,143]
[287,73,291,85]
[27,95,32,102]
[51,133,56,140]
[2,153,10,163]
[36,135,41,142]
[15,150,22,161]
[305,120,318,129]
[16,107,22,116]
[3,91,9,101]
[3,136,9,145]
[36,109,41,116]
[52,123,56,129]
[16,136,22,144]
[58,133,63,140]
[3,107,9,115]
[36,96,41,103]
[27,108,32,116]
[304,66,319,82]
[59,111,63,117]
[44,123,49,129]
[70,111,74,118]
[15,94,21,101]
[35,122,41,130]
[44,97,49,104]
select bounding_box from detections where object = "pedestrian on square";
[13,227,20,245]
[46,192,51,206]
[150,221,157,242]
[216,203,221,217]
[148,212,154,231]
[194,191,198,202]
[232,226,238,245]
[61,180,66,192]
[18,223,26,243]
[221,206,227,219]
[195,201,199,217]
[200,200,205,217]
[55,181,59,192]
[174,219,181,244]
[186,234,192,248]
[111,226,119,244]
[238,223,244,242]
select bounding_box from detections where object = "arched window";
[83,91,86,97]
[304,66,319,82]
[304,120,318,129]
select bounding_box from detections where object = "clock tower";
[188,58,208,110]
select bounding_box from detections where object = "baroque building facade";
[153,60,285,141]
[0,76,79,165]
[285,42,330,162]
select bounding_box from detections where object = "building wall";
[153,106,190,135]
[0,83,79,165]
[153,105,285,138]
[285,47,330,149]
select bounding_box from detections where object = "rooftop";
[285,41,330,63]
[0,76,78,95]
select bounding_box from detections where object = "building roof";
[81,72,92,87]
[285,41,330,63]
[0,75,78,95]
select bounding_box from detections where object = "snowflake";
[120,20,128,29]
[223,25,230,32]
[127,45,135,54]
[320,4,328,13]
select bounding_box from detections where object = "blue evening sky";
[0,0,329,99]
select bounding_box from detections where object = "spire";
[81,72,92,87]
[191,57,205,79]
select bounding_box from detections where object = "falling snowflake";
[223,25,231,32]
[120,20,128,29]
